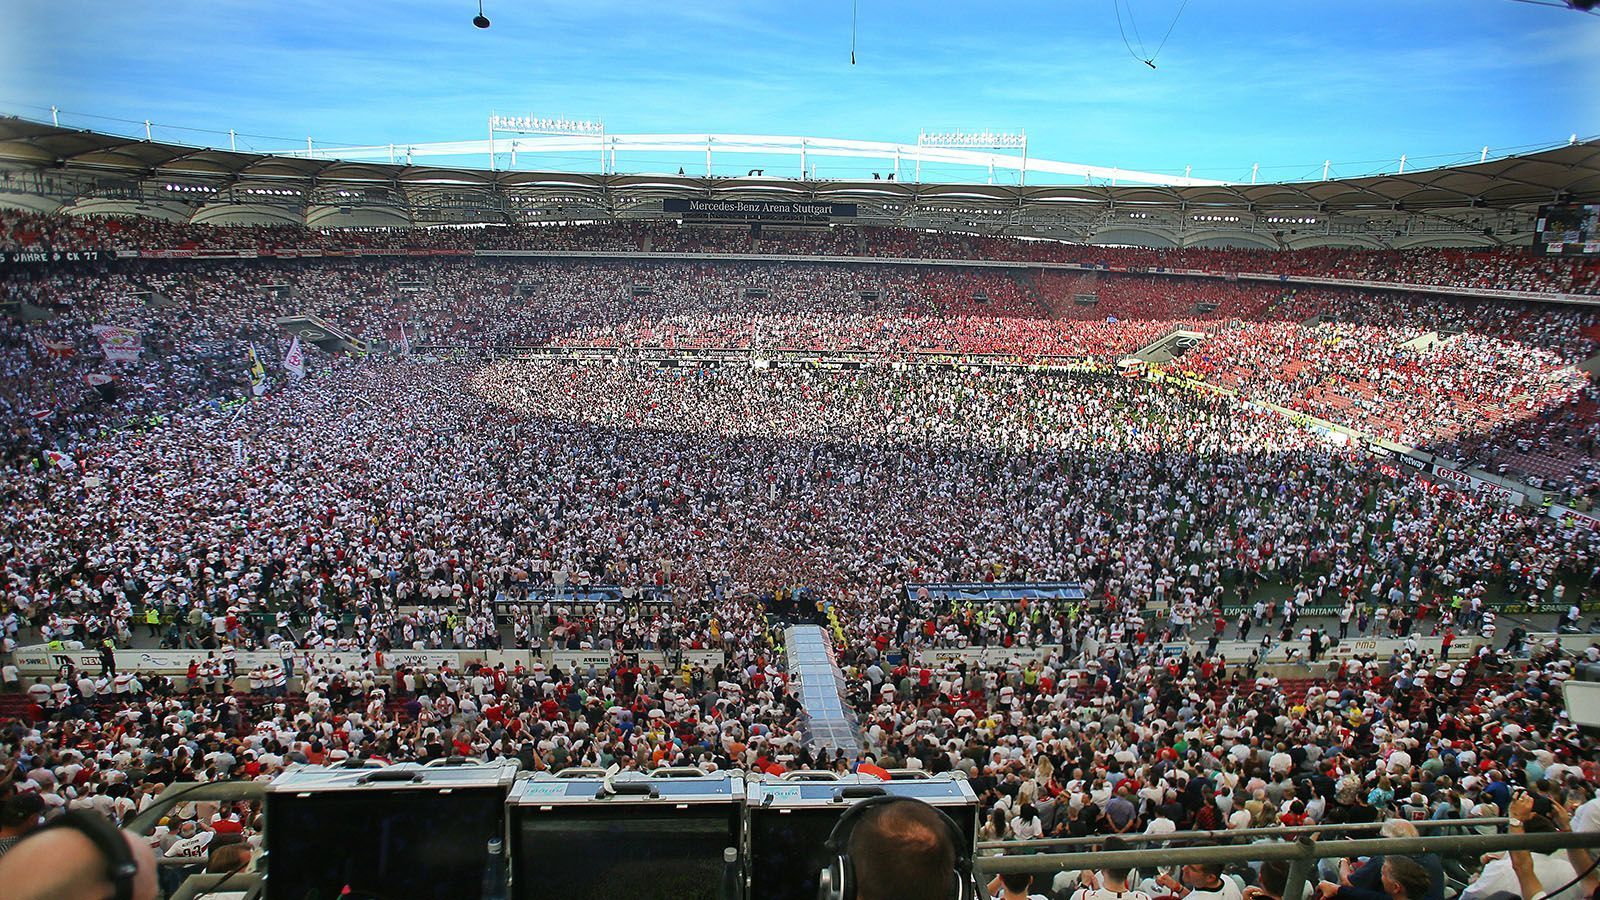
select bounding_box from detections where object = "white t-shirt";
[1144,817,1177,835]
[1076,888,1153,900]
[1572,797,1600,834]
[1186,879,1245,900]
[1012,815,1045,840]
[1464,852,1578,900]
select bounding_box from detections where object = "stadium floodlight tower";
[917,129,1028,184]
[487,114,608,173]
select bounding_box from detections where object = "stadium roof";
[1,117,1597,248]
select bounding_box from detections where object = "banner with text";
[663,199,857,222]
[91,325,143,363]
[0,249,110,266]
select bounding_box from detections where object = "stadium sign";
[677,650,727,668]
[1320,637,1451,660]
[907,582,1088,605]
[0,249,108,266]
[9,646,538,676]
[1432,465,1526,506]
[1219,604,1343,617]
[552,650,617,672]
[1384,458,1527,507]
[1551,504,1600,533]
[915,646,1059,667]
[1498,599,1600,615]
[662,198,857,222]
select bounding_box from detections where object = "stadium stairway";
[1034,270,1100,320]
[1280,359,1312,380]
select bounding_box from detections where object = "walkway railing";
[974,825,1600,900]
[127,780,269,867]
[784,625,863,756]
[977,817,1510,851]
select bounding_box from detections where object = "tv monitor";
[266,787,505,900]
[511,805,737,900]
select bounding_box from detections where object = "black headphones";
[44,809,140,900]
[816,795,976,900]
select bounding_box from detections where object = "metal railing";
[978,817,1510,851]
[127,780,268,867]
[973,827,1600,900]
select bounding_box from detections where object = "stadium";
[1,3,1600,899]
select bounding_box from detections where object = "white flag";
[91,325,143,363]
[399,325,412,357]
[283,336,306,379]
[44,450,76,471]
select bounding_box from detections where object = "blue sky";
[3,0,1596,182]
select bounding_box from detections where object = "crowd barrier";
[10,630,1593,681]
[892,632,1565,670]
[4,645,732,677]
[975,829,1600,900]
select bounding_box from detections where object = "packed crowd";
[5,209,1598,294]
[2,592,1595,900]
[2,235,1599,895]
[4,353,1595,645]
[1162,290,1599,499]
[2,357,1595,669]
[6,253,1597,500]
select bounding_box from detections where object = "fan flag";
[854,762,891,781]
[247,345,268,396]
[84,372,118,400]
[283,336,306,379]
[91,325,142,363]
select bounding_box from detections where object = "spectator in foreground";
[1381,858,1435,900]
[0,792,46,858]
[1157,861,1244,900]
[1245,860,1292,900]
[1316,820,1444,900]
[988,871,1052,900]
[848,797,963,900]
[1464,794,1580,900]
[0,813,159,900]
[1073,848,1154,900]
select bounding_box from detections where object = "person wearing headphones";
[818,795,977,900]
[0,809,159,900]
